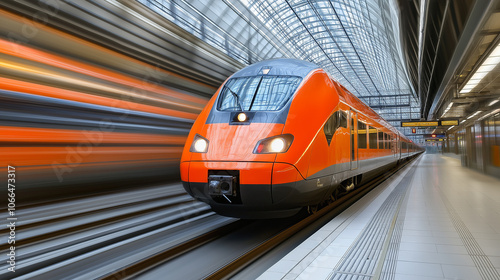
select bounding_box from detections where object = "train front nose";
[180,122,302,218]
[208,175,235,199]
[184,160,273,207]
[178,70,309,218]
[184,162,302,218]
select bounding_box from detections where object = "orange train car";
[180,59,422,218]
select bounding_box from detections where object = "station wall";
[445,112,500,178]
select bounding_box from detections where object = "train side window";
[323,114,336,145]
[369,126,377,149]
[339,111,348,128]
[383,133,388,149]
[358,122,367,148]
[388,134,392,150]
[324,111,348,145]
[378,131,384,149]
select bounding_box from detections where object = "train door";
[393,133,398,158]
[350,111,358,170]
[399,135,402,158]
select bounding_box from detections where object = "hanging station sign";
[401,121,439,127]
[440,120,459,126]
[401,120,459,127]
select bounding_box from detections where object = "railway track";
[120,157,419,280]
[0,183,236,280]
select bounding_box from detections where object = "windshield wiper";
[248,77,263,111]
[227,87,243,111]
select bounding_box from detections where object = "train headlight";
[190,134,209,153]
[253,134,293,154]
[270,138,285,152]
[237,112,247,122]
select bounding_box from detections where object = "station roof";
[399,0,500,136]
[138,0,500,142]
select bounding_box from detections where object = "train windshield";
[218,75,302,111]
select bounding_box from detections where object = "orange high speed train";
[181,59,422,218]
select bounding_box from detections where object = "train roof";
[231,58,320,79]
[231,58,409,142]
[331,80,403,138]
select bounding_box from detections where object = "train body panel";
[191,123,283,162]
[180,58,422,218]
[181,92,219,164]
[276,70,340,178]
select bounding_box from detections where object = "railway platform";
[258,153,500,280]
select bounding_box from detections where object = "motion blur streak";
[0,38,207,112]
[0,6,223,201]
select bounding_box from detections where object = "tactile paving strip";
[377,176,411,280]
[437,187,500,280]
[328,164,418,280]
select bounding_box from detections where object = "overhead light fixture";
[488,99,499,106]
[447,125,455,130]
[466,111,482,119]
[479,108,500,120]
[460,43,500,94]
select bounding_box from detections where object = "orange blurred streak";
[1,126,186,145]
[0,77,199,120]
[0,39,207,109]
[2,147,182,166]
[1,60,204,114]
[0,9,216,99]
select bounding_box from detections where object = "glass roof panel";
[137,0,421,138]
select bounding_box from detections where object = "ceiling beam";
[428,0,498,120]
